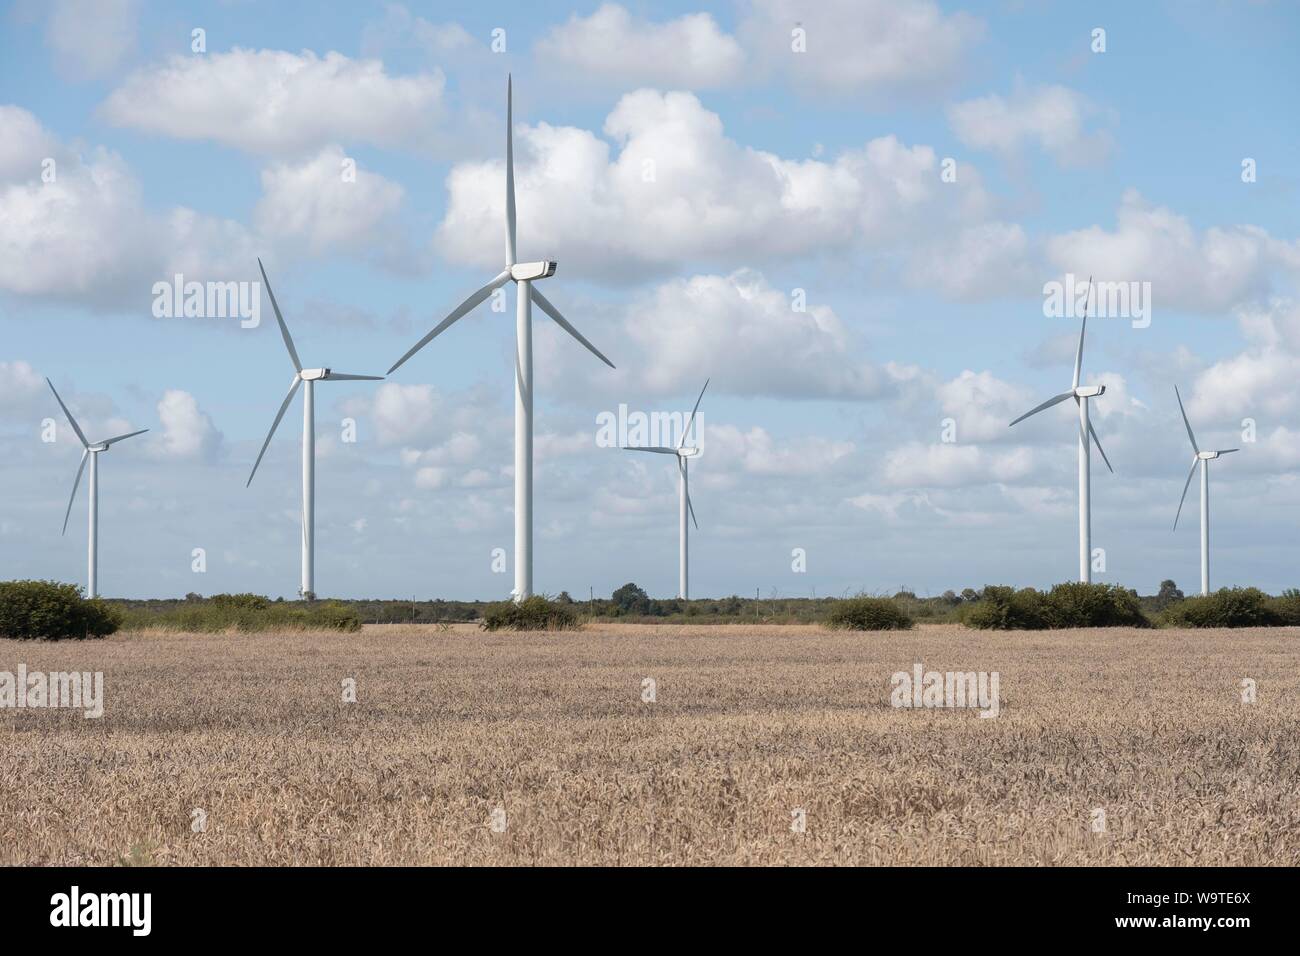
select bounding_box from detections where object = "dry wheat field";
[2,622,1298,866]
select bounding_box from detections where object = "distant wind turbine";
[1009,277,1113,583]
[1173,385,1238,596]
[622,380,708,599]
[248,258,385,598]
[387,75,615,602]
[46,378,148,598]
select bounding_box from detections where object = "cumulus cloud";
[883,441,1035,488]
[738,0,982,97]
[0,359,46,421]
[1188,299,1300,421]
[154,389,222,460]
[617,269,888,399]
[948,83,1111,166]
[254,146,405,253]
[45,0,139,80]
[536,4,744,88]
[435,89,998,280]
[0,106,256,310]
[706,424,854,476]
[1046,190,1300,313]
[101,49,447,156]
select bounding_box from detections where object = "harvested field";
[2,623,1297,866]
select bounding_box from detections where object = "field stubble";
[2,623,1298,866]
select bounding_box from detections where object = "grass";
[2,622,1298,865]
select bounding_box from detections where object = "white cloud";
[948,83,1111,166]
[1047,190,1300,313]
[101,49,447,156]
[738,0,982,97]
[936,370,1032,442]
[154,389,222,460]
[617,269,888,399]
[436,89,996,279]
[360,5,477,59]
[0,107,255,309]
[254,146,404,253]
[45,0,139,80]
[707,424,853,476]
[0,359,46,421]
[883,441,1035,488]
[1189,299,1300,420]
[536,4,744,88]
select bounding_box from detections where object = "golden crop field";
[2,623,1298,866]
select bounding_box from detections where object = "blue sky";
[1,0,1298,600]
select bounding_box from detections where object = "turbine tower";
[1173,385,1238,596]
[46,378,148,598]
[1009,277,1113,583]
[248,259,384,598]
[622,380,708,599]
[388,75,615,602]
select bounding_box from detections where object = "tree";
[1154,579,1184,610]
[611,582,651,616]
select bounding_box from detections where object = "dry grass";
[2,622,1298,866]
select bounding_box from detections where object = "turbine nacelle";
[87,443,109,453]
[1073,384,1105,398]
[678,446,702,459]
[299,368,330,381]
[1197,450,1221,461]
[510,261,557,282]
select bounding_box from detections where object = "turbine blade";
[531,287,616,369]
[505,74,516,265]
[1173,458,1198,530]
[680,378,709,449]
[684,461,698,530]
[46,378,90,448]
[62,449,88,535]
[257,258,303,373]
[1173,384,1199,453]
[1087,418,1113,473]
[246,376,302,487]
[1009,391,1074,427]
[1072,275,1092,389]
[388,271,511,374]
[1216,448,1239,455]
[622,446,677,455]
[103,428,149,446]
[323,372,385,381]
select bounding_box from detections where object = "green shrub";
[1042,582,1150,628]
[963,585,1049,630]
[309,601,362,633]
[0,580,121,640]
[1270,589,1300,626]
[119,593,360,633]
[824,596,913,631]
[481,595,580,631]
[1161,587,1282,628]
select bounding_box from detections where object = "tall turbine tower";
[622,380,708,599]
[247,259,385,598]
[1009,278,1113,583]
[1173,385,1238,595]
[46,378,149,598]
[388,75,615,601]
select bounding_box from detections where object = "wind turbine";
[1009,277,1113,583]
[247,258,385,598]
[622,380,708,600]
[388,75,615,602]
[1173,385,1238,596]
[46,378,148,598]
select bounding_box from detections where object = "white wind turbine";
[388,75,615,602]
[1173,385,1238,596]
[1009,277,1114,583]
[622,380,708,600]
[46,378,148,598]
[247,258,385,598]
